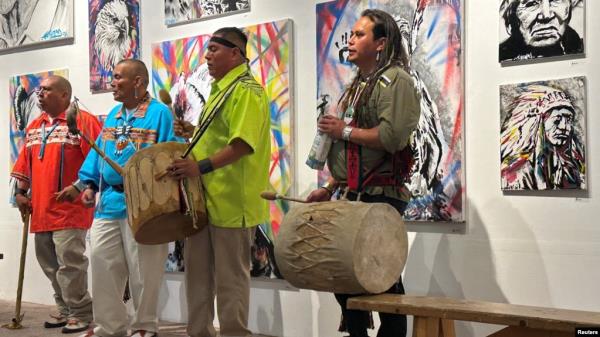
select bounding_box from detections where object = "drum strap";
[182,70,253,158]
[345,120,362,192]
[347,143,408,193]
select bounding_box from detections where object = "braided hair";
[339,9,410,116]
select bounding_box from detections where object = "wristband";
[320,181,335,195]
[197,158,214,174]
[72,179,86,192]
[342,126,353,141]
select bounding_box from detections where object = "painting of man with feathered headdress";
[500,77,586,190]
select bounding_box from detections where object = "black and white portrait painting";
[499,0,585,63]
[500,77,586,190]
[164,0,250,26]
[0,0,73,53]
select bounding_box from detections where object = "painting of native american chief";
[500,77,586,190]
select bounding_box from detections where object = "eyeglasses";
[35,87,52,95]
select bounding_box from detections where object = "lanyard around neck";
[38,120,60,160]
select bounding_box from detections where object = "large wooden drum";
[275,201,408,294]
[123,142,207,244]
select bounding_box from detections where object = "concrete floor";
[0,300,272,337]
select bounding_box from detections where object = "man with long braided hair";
[307,9,421,337]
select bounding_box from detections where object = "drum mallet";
[260,191,308,203]
[67,99,124,176]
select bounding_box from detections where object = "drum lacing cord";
[180,179,199,229]
[288,221,332,271]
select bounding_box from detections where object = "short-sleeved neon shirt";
[191,63,270,228]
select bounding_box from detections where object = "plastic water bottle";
[305,124,333,170]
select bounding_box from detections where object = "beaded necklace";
[113,92,150,156]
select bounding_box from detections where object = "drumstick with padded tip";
[260,191,308,203]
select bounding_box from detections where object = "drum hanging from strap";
[275,201,407,294]
[123,142,207,244]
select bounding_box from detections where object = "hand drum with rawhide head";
[123,142,207,244]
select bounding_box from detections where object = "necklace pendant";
[115,137,128,156]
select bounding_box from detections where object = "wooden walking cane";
[2,211,31,330]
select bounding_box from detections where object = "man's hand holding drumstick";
[166,119,201,179]
[167,158,202,179]
[167,138,253,180]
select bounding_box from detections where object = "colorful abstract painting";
[153,19,292,276]
[9,69,69,171]
[89,0,140,93]
[500,77,586,190]
[164,0,250,26]
[0,0,73,53]
[499,0,585,63]
[316,0,464,221]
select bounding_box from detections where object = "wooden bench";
[347,294,600,337]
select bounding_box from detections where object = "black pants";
[335,280,406,337]
[336,192,408,337]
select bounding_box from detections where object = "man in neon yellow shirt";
[167,27,270,337]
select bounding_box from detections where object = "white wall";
[1,1,599,337]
